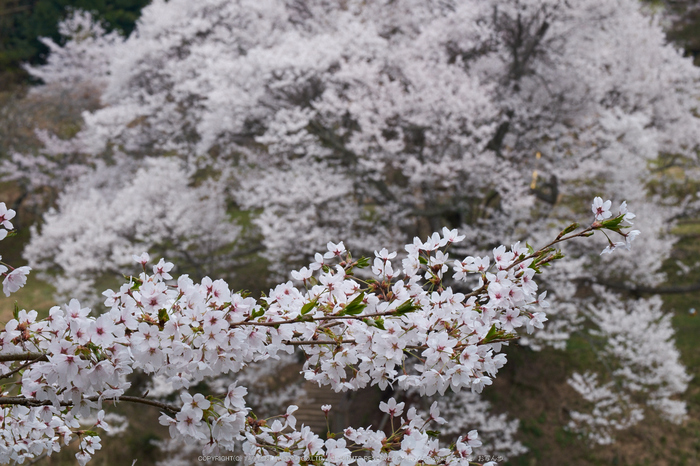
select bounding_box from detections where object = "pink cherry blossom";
[0,203,16,230]
[3,266,31,297]
[592,197,612,221]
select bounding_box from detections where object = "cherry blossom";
[0,203,14,231]
[379,398,405,418]
[2,266,31,297]
[592,197,613,221]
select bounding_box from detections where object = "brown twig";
[232,309,403,328]
[0,353,47,381]
[505,226,595,273]
[0,395,179,414]
[282,339,356,346]
[0,353,48,362]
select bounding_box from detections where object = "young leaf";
[395,299,420,316]
[301,300,317,315]
[481,324,500,344]
[355,257,370,269]
[559,222,580,237]
[339,292,366,316]
[600,216,625,232]
[364,316,386,330]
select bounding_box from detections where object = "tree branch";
[282,339,356,346]
[232,309,406,328]
[0,353,47,362]
[0,353,47,381]
[0,395,179,414]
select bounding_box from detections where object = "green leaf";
[301,300,317,315]
[394,299,420,316]
[418,256,428,265]
[128,276,143,291]
[560,222,579,236]
[76,346,92,359]
[158,308,170,324]
[364,317,386,330]
[86,342,101,355]
[257,293,270,312]
[13,302,19,320]
[250,308,265,319]
[426,430,440,438]
[374,317,386,330]
[355,257,371,269]
[532,248,552,266]
[481,324,500,344]
[339,292,366,316]
[600,215,625,232]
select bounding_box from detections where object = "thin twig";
[281,335,519,349]
[505,227,595,273]
[282,339,356,346]
[232,309,402,328]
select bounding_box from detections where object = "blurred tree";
[0,0,149,89]
[644,0,700,64]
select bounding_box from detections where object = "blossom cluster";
[0,198,636,465]
[240,400,490,466]
[591,198,640,255]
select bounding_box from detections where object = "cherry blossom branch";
[0,197,642,465]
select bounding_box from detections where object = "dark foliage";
[0,0,149,89]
